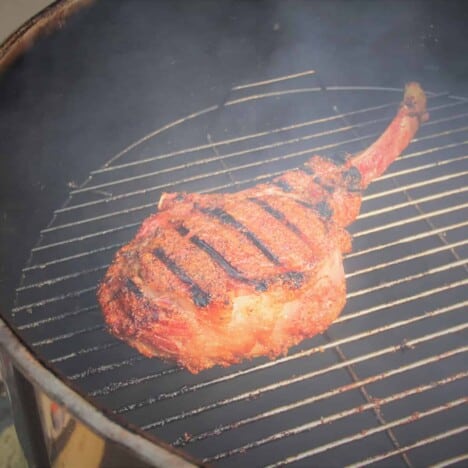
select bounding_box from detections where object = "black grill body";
[1,1,467,466]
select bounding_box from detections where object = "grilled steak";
[98,83,428,373]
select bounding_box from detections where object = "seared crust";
[98,161,355,372]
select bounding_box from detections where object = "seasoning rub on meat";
[98,83,428,373]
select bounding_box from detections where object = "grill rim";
[0,317,199,467]
[0,0,94,75]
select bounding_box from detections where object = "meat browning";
[98,83,428,373]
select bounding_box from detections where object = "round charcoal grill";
[1,1,467,467]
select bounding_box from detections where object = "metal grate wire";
[10,72,468,466]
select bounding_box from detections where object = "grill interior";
[9,71,468,466]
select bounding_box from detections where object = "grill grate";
[9,71,468,466]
